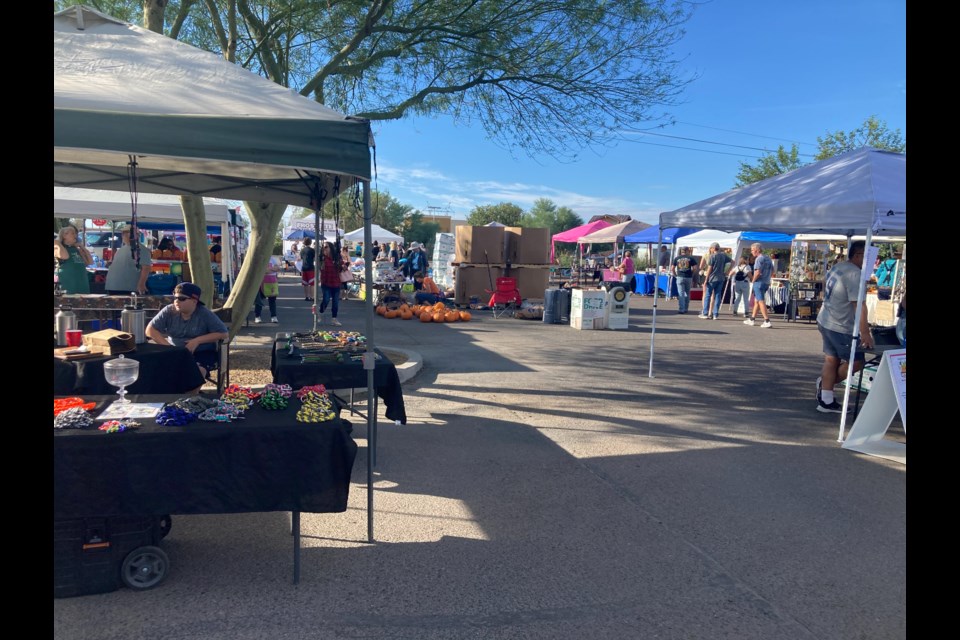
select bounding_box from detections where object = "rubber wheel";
[120,545,169,590]
[158,515,172,539]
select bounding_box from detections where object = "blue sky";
[365,0,906,225]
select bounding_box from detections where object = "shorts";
[818,324,865,362]
[751,281,769,300]
[301,269,315,286]
[194,348,219,372]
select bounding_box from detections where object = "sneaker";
[743,318,755,326]
[330,318,342,326]
[817,398,850,413]
[270,317,279,324]
[711,316,718,320]
[761,320,772,328]
[698,314,709,319]
[254,317,262,324]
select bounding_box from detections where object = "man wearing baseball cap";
[146,282,229,380]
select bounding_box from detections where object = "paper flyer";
[97,402,165,420]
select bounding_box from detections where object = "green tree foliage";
[402,212,442,250]
[466,203,524,227]
[815,115,906,160]
[522,198,584,235]
[734,144,802,188]
[57,0,694,159]
[734,117,906,188]
[318,189,411,235]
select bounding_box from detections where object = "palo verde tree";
[57,0,695,335]
[466,202,524,227]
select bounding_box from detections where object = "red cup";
[65,329,83,347]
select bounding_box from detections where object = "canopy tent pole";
[362,180,376,543]
[647,227,663,378]
[837,228,874,441]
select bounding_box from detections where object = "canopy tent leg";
[362,180,376,543]
[647,228,663,378]
[838,228,874,442]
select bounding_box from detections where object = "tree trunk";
[143,0,166,33]
[179,195,215,306]
[223,201,286,339]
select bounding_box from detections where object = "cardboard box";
[82,329,136,355]
[570,289,607,330]
[505,227,551,265]
[456,226,504,264]
[511,266,551,300]
[454,265,502,304]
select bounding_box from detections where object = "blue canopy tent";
[623,226,698,244]
[285,229,317,240]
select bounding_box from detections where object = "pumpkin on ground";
[385,309,399,319]
[419,312,432,322]
[401,310,413,320]
[459,311,472,322]
[432,311,446,323]
[445,311,459,323]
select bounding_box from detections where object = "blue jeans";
[675,277,692,313]
[319,285,340,318]
[415,292,444,305]
[702,280,724,317]
[731,280,750,315]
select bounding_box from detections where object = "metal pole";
[647,227,663,378]
[838,228,874,442]
[362,180,376,543]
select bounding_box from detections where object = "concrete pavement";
[54,273,906,640]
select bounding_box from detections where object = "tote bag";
[261,273,279,298]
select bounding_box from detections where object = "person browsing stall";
[300,237,316,301]
[145,282,229,379]
[105,227,152,295]
[317,241,344,326]
[671,246,698,314]
[617,250,636,285]
[815,240,874,413]
[54,224,93,294]
[413,271,446,305]
[744,243,774,328]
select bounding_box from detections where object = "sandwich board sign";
[842,349,906,464]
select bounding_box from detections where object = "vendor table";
[271,334,407,470]
[54,293,174,329]
[633,273,678,297]
[270,336,406,425]
[54,343,206,396]
[53,393,357,584]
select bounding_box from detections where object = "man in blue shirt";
[743,243,774,328]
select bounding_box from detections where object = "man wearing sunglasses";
[146,282,229,380]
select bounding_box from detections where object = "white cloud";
[376,161,661,223]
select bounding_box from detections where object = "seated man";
[413,271,446,305]
[145,282,229,380]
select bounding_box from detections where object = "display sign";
[841,349,906,464]
[92,219,108,226]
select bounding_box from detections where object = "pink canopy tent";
[550,220,612,261]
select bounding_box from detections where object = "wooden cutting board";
[54,347,106,361]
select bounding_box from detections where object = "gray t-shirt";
[818,260,862,334]
[105,243,151,293]
[753,254,774,284]
[706,252,731,284]
[147,304,228,353]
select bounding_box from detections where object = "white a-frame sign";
[842,349,906,464]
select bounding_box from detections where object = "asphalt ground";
[54,272,906,640]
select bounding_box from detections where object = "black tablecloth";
[54,394,357,519]
[270,336,407,424]
[53,343,206,396]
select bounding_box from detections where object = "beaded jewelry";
[98,420,141,433]
[54,407,95,430]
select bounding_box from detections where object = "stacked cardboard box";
[432,232,456,289]
[453,225,552,303]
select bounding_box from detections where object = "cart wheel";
[158,515,172,539]
[121,546,169,590]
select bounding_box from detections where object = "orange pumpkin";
[385,309,399,319]
[401,310,413,320]
[410,305,420,316]
[445,311,459,323]
[433,302,445,312]
[433,311,446,323]
[459,311,472,322]
[376,305,386,316]
[399,304,409,314]
[419,312,432,322]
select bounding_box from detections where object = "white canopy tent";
[54,5,380,542]
[647,148,906,441]
[54,186,237,286]
[344,224,404,244]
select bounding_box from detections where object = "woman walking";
[317,241,343,326]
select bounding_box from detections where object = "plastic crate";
[54,515,168,598]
